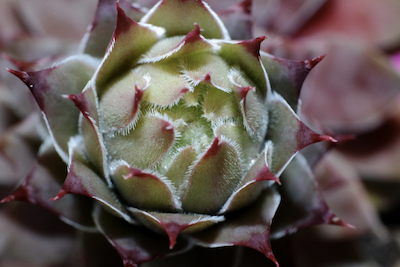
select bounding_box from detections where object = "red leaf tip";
[305,54,326,70]
[51,189,67,201]
[240,36,267,57]
[7,68,30,84]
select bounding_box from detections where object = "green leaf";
[181,136,242,214]
[111,161,180,212]
[140,0,230,39]
[95,5,164,97]
[105,113,176,169]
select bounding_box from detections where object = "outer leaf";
[190,187,281,267]
[67,84,109,182]
[53,137,134,224]
[140,0,230,39]
[80,0,119,58]
[217,37,270,98]
[93,206,192,267]
[111,162,180,212]
[7,55,100,162]
[260,51,324,111]
[267,92,335,176]
[95,5,164,96]
[129,208,224,249]
[1,142,96,231]
[81,0,147,58]
[270,154,350,239]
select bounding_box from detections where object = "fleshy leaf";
[213,119,261,168]
[7,55,100,162]
[164,146,198,189]
[106,113,176,169]
[190,187,281,267]
[180,53,232,92]
[217,37,270,98]
[139,25,216,64]
[267,92,335,176]
[271,154,351,238]
[140,0,230,39]
[129,208,224,249]
[67,84,109,182]
[202,85,240,121]
[260,51,324,111]
[181,136,242,214]
[53,137,134,224]
[111,162,180,212]
[230,68,268,140]
[219,142,279,214]
[93,206,192,267]
[1,142,96,231]
[133,63,189,107]
[99,71,146,133]
[80,0,119,58]
[95,5,164,96]
[218,0,253,40]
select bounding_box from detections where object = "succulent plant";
[2,0,351,266]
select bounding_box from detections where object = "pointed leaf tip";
[305,54,326,70]
[7,68,30,84]
[51,189,67,201]
[241,36,267,57]
[115,2,137,38]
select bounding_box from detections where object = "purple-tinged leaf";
[190,187,281,267]
[217,37,269,97]
[260,51,324,111]
[129,208,224,249]
[111,162,180,212]
[106,113,176,169]
[7,55,100,162]
[181,136,243,214]
[1,143,96,231]
[93,206,192,267]
[219,142,279,214]
[67,85,109,182]
[80,0,145,58]
[53,137,134,224]
[267,92,335,176]
[218,0,253,40]
[80,0,119,58]
[271,154,351,239]
[95,5,164,96]
[140,0,230,39]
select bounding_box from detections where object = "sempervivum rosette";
[3,0,347,266]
